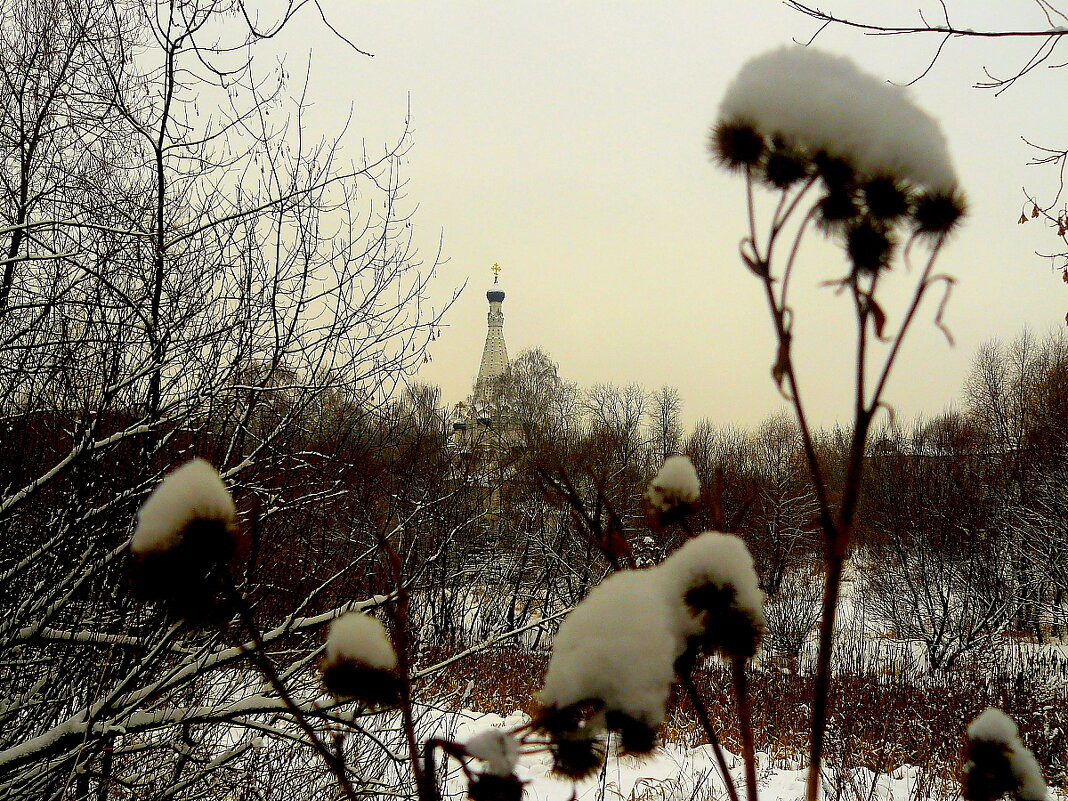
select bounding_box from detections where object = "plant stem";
[806,550,843,801]
[679,671,741,801]
[731,658,759,801]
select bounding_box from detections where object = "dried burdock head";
[762,146,810,190]
[814,152,856,191]
[709,119,765,172]
[847,219,895,274]
[863,176,910,221]
[549,736,606,780]
[129,459,241,620]
[684,583,763,659]
[320,612,402,706]
[673,638,703,678]
[965,739,1019,801]
[320,661,403,707]
[913,189,967,237]
[534,701,602,739]
[816,190,860,231]
[467,773,524,801]
[605,711,657,755]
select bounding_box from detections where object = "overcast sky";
[283,1,1066,429]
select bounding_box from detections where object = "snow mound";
[720,46,957,191]
[132,459,236,555]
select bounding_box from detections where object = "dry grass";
[418,647,1068,791]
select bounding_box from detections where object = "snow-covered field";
[435,708,940,801]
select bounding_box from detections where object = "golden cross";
[491,262,501,276]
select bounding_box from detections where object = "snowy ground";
[431,708,960,801]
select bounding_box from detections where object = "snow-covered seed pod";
[964,708,1047,801]
[320,612,402,706]
[642,455,701,530]
[465,729,520,777]
[659,532,765,659]
[538,571,682,741]
[129,458,240,617]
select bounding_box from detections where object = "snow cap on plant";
[659,532,765,659]
[643,455,701,530]
[132,458,237,555]
[465,729,521,777]
[537,570,683,744]
[715,45,967,268]
[719,45,958,192]
[320,611,402,706]
[964,708,1047,801]
[129,458,240,616]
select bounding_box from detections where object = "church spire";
[475,263,509,400]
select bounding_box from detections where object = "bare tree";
[964,330,1068,636]
[859,415,1012,670]
[0,0,456,797]
[647,385,683,463]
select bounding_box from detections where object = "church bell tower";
[475,263,509,401]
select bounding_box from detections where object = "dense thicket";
[0,0,453,796]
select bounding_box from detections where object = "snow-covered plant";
[460,729,524,801]
[964,708,1048,801]
[320,611,402,706]
[464,729,521,778]
[643,454,702,530]
[659,532,765,660]
[713,46,965,281]
[129,458,239,616]
[704,44,1028,801]
[537,570,683,756]
[534,527,763,796]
